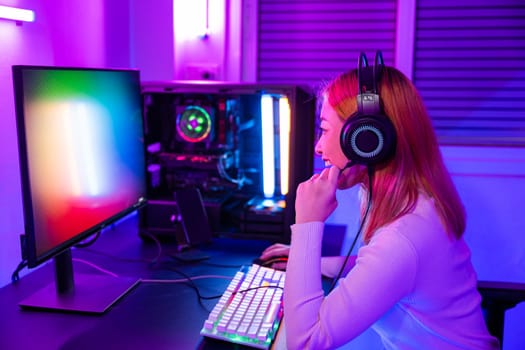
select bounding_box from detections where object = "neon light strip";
[279,97,290,196]
[261,95,275,198]
[0,5,35,22]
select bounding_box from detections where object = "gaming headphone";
[339,51,396,167]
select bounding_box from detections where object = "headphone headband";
[357,51,384,94]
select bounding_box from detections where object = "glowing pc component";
[176,105,212,142]
[278,96,290,196]
[261,95,275,198]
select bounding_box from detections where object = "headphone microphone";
[341,161,353,172]
[339,51,396,167]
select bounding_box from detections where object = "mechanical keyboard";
[200,264,285,349]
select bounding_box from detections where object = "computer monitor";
[12,65,147,313]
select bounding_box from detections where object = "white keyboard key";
[203,320,214,330]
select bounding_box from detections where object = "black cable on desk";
[11,260,28,283]
[163,266,217,312]
[196,261,244,269]
[79,229,164,268]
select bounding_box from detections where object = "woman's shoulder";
[373,193,454,256]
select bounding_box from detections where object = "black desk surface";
[3,214,524,349]
[0,214,275,350]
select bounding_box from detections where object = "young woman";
[259,55,500,349]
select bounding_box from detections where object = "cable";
[162,267,220,312]
[342,160,354,171]
[14,250,280,316]
[135,230,164,266]
[217,151,250,187]
[80,230,163,267]
[71,256,233,312]
[232,285,283,296]
[72,256,233,287]
[71,231,247,307]
[72,258,119,277]
[200,261,244,269]
[11,260,28,283]
[196,284,285,301]
[140,275,233,285]
[74,230,101,248]
[81,247,160,266]
[328,166,374,293]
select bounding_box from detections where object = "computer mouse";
[252,256,288,269]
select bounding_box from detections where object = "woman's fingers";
[260,243,290,259]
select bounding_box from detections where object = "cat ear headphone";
[339,51,396,167]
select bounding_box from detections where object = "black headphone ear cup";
[340,114,396,166]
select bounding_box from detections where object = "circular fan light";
[176,106,212,142]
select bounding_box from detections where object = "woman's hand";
[295,166,340,224]
[255,243,290,270]
[260,243,290,260]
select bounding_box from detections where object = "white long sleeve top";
[283,194,500,350]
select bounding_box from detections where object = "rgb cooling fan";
[176,106,212,142]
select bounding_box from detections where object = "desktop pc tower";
[138,82,316,244]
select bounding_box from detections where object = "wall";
[445,146,525,349]
[129,0,175,80]
[0,0,45,290]
[128,0,241,82]
[0,0,134,286]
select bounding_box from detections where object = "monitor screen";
[13,65,147,313]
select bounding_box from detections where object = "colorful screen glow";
[14,67,146,265]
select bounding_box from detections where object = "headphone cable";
[328,166,374,293]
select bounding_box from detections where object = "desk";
[2,215,519,349]
[478,280,525,346]
[0,214,273,350]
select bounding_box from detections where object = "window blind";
[257,0,397,91]
[413,0,525,146]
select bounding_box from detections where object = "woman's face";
[315,100,366,189]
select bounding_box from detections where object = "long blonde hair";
[324,66,465,243]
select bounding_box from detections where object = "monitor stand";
[19,249,139,314]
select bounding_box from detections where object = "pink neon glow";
[0,5,35,22]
